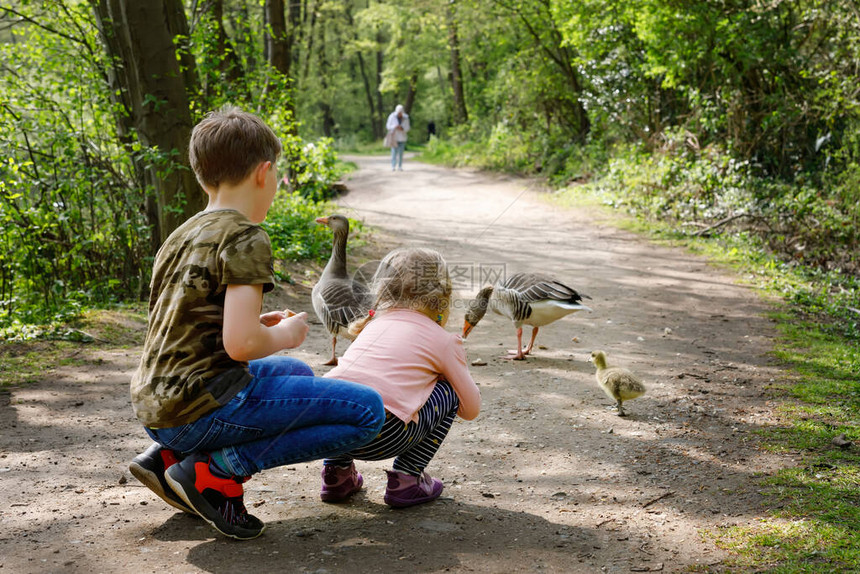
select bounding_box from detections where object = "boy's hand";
[224,285,309,360]
[259,309,297,327]
[279,311,309,349]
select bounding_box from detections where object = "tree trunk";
[90,0,136,147]
[315,9,336,137]
[209,0,244,84]
[345,7,378,139]
[267,0,290,75]
[262,1,270,62]
[404,71,418,115]
[357,52,379,139]
[375,34,386,135]
[266,0,298,136]
[167,1,199,106]
[301,0,318,83]
[446,3,468,125]
[289,0,303,71]
[91,0,205,254]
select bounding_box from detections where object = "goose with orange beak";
[462,273,591,360]
[311,214,372,365]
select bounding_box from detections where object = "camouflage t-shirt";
[130,209,275,428]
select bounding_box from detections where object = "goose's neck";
[324,229,349,278]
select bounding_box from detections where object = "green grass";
[332,136,390,155]
[717,323,860,571]
[0,305,148,388]
[552,183,860,573]
[0,343,62,387]
[417,136,500,169]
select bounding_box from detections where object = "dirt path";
[0,155,793,573]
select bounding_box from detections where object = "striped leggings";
[324,380,460,476]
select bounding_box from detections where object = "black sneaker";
[129,443,195,515]
[165,452,265,540]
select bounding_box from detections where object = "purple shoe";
[320,463,363,502]
[383,470,443,508]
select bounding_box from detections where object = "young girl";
[320,247,481,508]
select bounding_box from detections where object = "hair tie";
[368,309,375,318]
[436,314,443,323]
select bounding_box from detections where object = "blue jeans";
[145,356,385,477]
[391,141,405,169]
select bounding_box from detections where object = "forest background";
[2,0,860,337]
[2,2,860,570]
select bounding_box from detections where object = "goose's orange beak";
[462,320,474,338]
[315,216,329,225]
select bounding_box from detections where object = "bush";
[571,133,860,341]
[263,192,333,266]
[421,135,482,167]
[281,136,345,202]
[0,13,150,329]
[262,191,366,280]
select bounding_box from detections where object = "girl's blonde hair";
[349,247,452,336]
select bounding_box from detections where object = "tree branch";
[0,6,90,48]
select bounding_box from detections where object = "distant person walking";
[385,104,410,171]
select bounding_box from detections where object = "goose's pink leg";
[323,336,339,366]
[503,327,527,360]
[523,326,540,355]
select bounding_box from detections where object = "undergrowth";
[0,191,364,341]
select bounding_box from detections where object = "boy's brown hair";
[189,106,282,189]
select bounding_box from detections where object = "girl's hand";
[259,309,296,327]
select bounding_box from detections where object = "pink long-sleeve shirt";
[324,309,481,423]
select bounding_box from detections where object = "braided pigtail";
[348,309,375,337]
